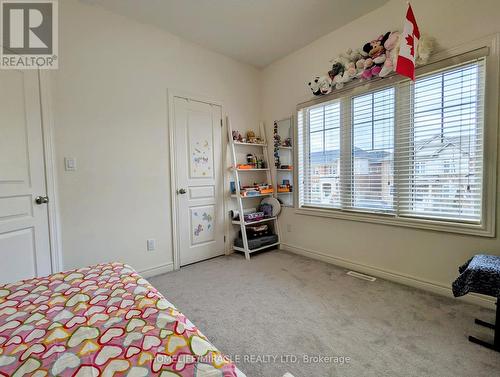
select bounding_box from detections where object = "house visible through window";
[298,59,486,228]
[400,63,482,221]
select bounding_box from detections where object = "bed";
[0,262,245,376]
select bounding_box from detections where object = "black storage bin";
[234,234,278,250]
[238,226,271,239]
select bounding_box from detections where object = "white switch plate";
[147,239,156,251]
[64,157,76,171]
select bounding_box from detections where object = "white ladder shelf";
[227,118,281,260]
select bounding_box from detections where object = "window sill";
[294,206,494,237]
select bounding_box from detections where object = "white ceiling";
[82,0,388,67]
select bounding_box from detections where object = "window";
[351,88,394,211]
[301,101,341,207]
[298,58,489,232]
[398,63,483,222]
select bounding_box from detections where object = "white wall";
[53,0,500,302]
[261,0,500,300]
[52,0,261,273]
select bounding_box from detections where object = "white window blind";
[301,101,341,207]
[397,61,484,222]
[298,59,486,227]
[350,88,395,212]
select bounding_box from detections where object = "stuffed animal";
[363,32,390,61]
[326,48,370,89]
[355,58,366,78]
[308,31,434,95]
[328,54,352,89]
[379,31,401,77]
[247,130,257,143]
[361,58,381,79]
[360,32,391,79]
[328,60,345,81]
[333,62,358,89]
[416,34,435,66]
[232,130,243,142]
[331,74,344,90]
[341,48,364,64]
[380,33,434,78]
[344,62,357,79]
[308,76,332,96]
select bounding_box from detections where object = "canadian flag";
[396,3,420,80]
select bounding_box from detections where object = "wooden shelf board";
[231,193,274,199]
[233,168,270,171]
[232,217,277,226]
[233,141,267,147]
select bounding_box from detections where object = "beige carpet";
[150,250,500,377]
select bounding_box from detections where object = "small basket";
[244,212,265,222]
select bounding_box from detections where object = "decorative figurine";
[246,130,257,143]
[232,130,243,142]
[273,121,281,168]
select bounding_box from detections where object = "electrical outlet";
[147,239,156,251]
[286,224,292,232]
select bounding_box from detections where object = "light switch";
[64,157,76,171]
[147,239,156,251]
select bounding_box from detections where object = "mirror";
[276,118,292,147]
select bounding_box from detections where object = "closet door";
[0,70,52,283]
[173,96,224,266]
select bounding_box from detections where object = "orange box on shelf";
[236,164,255,170]
[259,188,274,194]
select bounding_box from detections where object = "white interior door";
[173,97,224,266]
[0,70,52,283]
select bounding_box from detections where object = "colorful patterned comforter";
[0,263,244,376]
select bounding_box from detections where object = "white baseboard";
[281,243,496,310]
[138,262,174,278]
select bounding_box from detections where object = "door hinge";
[224,236,226,242]
[220,119,223,127]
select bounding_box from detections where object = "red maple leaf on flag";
[405,34,415,56]
[396,4,419,81]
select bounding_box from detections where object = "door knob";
[35,196,49,205]
[177,188,187,195]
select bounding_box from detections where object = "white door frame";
[38,70,63,273]
[167,89,229,270]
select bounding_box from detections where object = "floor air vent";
[346,270,377,282]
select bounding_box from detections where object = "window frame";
[294,35,499,237]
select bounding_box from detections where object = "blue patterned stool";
[452,254,500,352]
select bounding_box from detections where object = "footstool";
[452,254,500,352]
